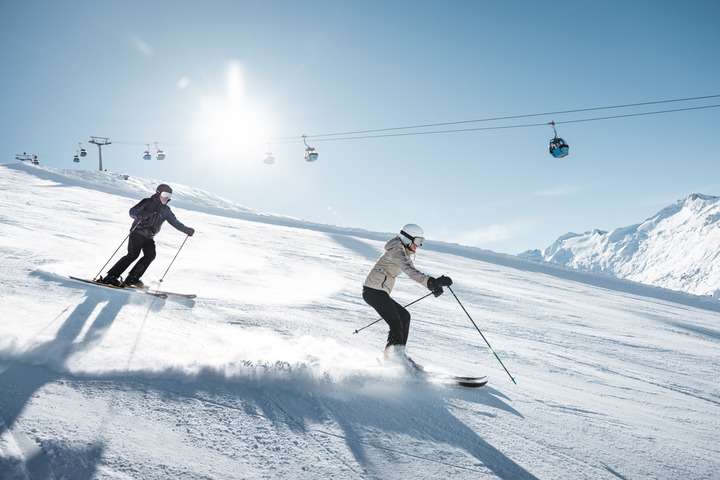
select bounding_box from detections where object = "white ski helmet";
[400,223,425,247]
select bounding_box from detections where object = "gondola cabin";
[302,135,318,162]
[73,155,80,163]
[263,152,275,165]
[305,147,318,162]
[547,121,569,158]
[143,150,152,160]
[155,143,165,160]
[80,149,87,157]
[549,137,569,158]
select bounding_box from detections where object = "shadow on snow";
[1,280,535,479]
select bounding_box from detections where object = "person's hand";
[428,275,453,290]
[186,227,195,237]
[427,277,444,296]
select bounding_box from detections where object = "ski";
[378,358,488,388]
[68,276,168,299]
[120,282,196,299]
[69,277,194,299]
[146,289,196,299]
[452,376,488,388]
[124,283,196,299]
[410,362,488,388]
[427,372,488,388]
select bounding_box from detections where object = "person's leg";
[362,287,408,347]
[125,237,156,285]
[388,297,424,370]
[390,297,412,345]
[105,232,145,283]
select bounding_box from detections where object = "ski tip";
[457,380,487,388]
[352,330,358,334]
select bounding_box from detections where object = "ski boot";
[123,277,144,289]
[405,355,425,372]
[98,275,122,287]
[383,345,424,373]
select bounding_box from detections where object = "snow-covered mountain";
[521,193,720,297]
[2,162,719,479]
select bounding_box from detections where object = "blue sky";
[2,0,719,254]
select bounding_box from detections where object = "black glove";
[428,275,453,290]
[186,227,195,237]
[427,277,445,297]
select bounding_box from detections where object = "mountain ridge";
[522,193,720,296]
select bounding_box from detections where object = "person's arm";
[165,208,194,236]
[387,243,430,287]
[129,199,150,219]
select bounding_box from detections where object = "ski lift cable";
[276,104,720,144]
[552,104,720,126]
[275,94,720,141]
[101,95,720,147]
[112,141,205,146]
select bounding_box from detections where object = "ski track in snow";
[1,162,719,479]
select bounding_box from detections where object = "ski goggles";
[159,191,172,199]
[401,230,424,247]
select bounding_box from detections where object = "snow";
[527,193,720,297]
[1,162,719,479]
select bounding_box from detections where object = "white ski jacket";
[363,236,431,294]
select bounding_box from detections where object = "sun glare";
[192,61,273,164]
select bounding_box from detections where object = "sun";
[192,61,273,163]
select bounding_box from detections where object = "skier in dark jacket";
[100,184,195,288]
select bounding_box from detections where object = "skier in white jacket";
[362,224,453,369]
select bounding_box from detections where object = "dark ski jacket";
[129,194,189,238]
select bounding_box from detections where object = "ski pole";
[448,286,517,384]
[353,291,434,334]
[92,223,139,281]
[159,234,190,283]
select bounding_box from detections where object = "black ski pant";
[362,286,411,348]
[107,231,156,281]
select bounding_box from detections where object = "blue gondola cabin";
[549,137,569,158]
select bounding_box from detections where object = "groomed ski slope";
[1,162,719,479]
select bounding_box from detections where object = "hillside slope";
[1,163,719,479]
